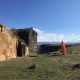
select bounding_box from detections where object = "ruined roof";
[11,27,37,35]
[0,24,5,28]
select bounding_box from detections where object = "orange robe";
[60,41,67,55]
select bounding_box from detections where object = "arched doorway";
[16,39,26,57]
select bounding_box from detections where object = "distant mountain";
[37,42,80,54]
[37,42,80,46]
[37,42,61,45]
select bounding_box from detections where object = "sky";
[0,0,80,42]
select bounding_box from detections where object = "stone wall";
[11,28,37,55]
[0,25,17,61]
[0,25,37,61]
[29,28,37,54]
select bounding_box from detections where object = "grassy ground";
[0,53,80,80]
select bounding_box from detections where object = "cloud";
[69,34,80,42]
[33,28,43,34]
[33,28,80,42]
[71,34,76,36]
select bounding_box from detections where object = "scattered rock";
[28,64,36,69]
[72,64,80,69]
[50,51,61,56]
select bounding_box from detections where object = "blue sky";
[0,0,80,42]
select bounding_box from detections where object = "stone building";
[0,24,37,61]
[12,28,37,56]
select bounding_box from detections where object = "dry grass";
[0,45,80,80]
[0,53,80,80]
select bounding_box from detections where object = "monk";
[60,41,67,55]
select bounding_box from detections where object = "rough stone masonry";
[0,24,37,61]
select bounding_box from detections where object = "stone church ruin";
[0,24,37,61]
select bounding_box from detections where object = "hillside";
[0,52,80,80]
[38,42,80,54]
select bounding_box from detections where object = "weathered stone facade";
[12,28,37,55]
[0,25,17,61]
[0,24,37,61]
